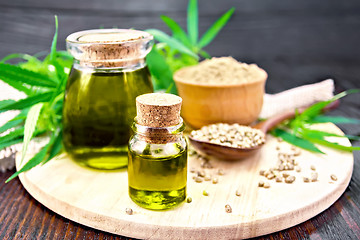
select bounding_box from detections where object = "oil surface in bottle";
[128,143,187,210]
[63,67,153,170]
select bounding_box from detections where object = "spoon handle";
[255,100,339,133]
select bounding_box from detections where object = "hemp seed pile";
[190,123,266,149]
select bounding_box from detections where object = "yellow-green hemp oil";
[63,68,152,169]
[128,142,187,210]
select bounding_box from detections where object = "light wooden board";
[17,123,353,239]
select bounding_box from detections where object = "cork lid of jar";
[136,93,182,128]
[66,29,153,68]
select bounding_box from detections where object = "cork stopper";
[66,29,153,68]
[136,93,182,128]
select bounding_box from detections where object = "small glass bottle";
[128,93,188,210]
[63,29,153,170]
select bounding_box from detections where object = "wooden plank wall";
[0,0,359,93]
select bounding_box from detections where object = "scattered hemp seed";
[235,190,241,197]
[186,197,192,203]
[266,173,275,180]
[200,161,211,169]
[190,167,196,173]
[218,168,225,175]
[189,149,197,156]
[277,138,283,142]
[303,177,310,182]
[264,170,271,177]
[198,155,209,161]
[206,163,213,169]
[285,176,295,184]
[259,170,265,176]
[331,174,338,181]
[295,166,301,172]
[199,156,213,169]
[203,190,209,196]
[293,149,301,156]
[204,175,212,181]
[212,177,219,184]
[310,165,316,171]
[276,146,280,151]
[225,204,232,213]
[198,171,206,177]
[263,182,270,188]
[275,177,283,182]
[125,208,133,215]
[282,173,290,178]
[258,181,264,187]
[195,177,203,183]
[278,165,285,171]
[311,172,318,182]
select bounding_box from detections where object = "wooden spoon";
[189,101,339,160]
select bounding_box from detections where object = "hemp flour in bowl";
[174,57,267,128]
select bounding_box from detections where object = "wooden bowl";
[174,66,267,129]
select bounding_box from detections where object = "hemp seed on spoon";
[190,123,266,149]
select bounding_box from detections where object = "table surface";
[1,0,360,239]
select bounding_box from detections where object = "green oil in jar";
[64,29,154,170]
[63,67,152,169]
[128,93,187,210]
[128,145,187,210]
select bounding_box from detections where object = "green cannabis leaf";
[146,0,235,93]
[20,103,43,164]
[145,29,198,59]
[271,90,360,153]
[187,0,199,45]
[272,128,324,154]
[198,7,235,48]
[1,15,73,182]
[309,115,360,125]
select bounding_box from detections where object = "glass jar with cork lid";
[63,29,153,170]
[128,93,188,210]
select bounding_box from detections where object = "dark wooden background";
[0,0,360,239]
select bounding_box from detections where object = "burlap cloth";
[260,79,334,119]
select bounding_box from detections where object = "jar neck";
[73,58,146,72]
[132,118,185,144]
[66,29,153,71]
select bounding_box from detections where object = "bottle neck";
[72,58,146,73]
[133,119,185,144]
